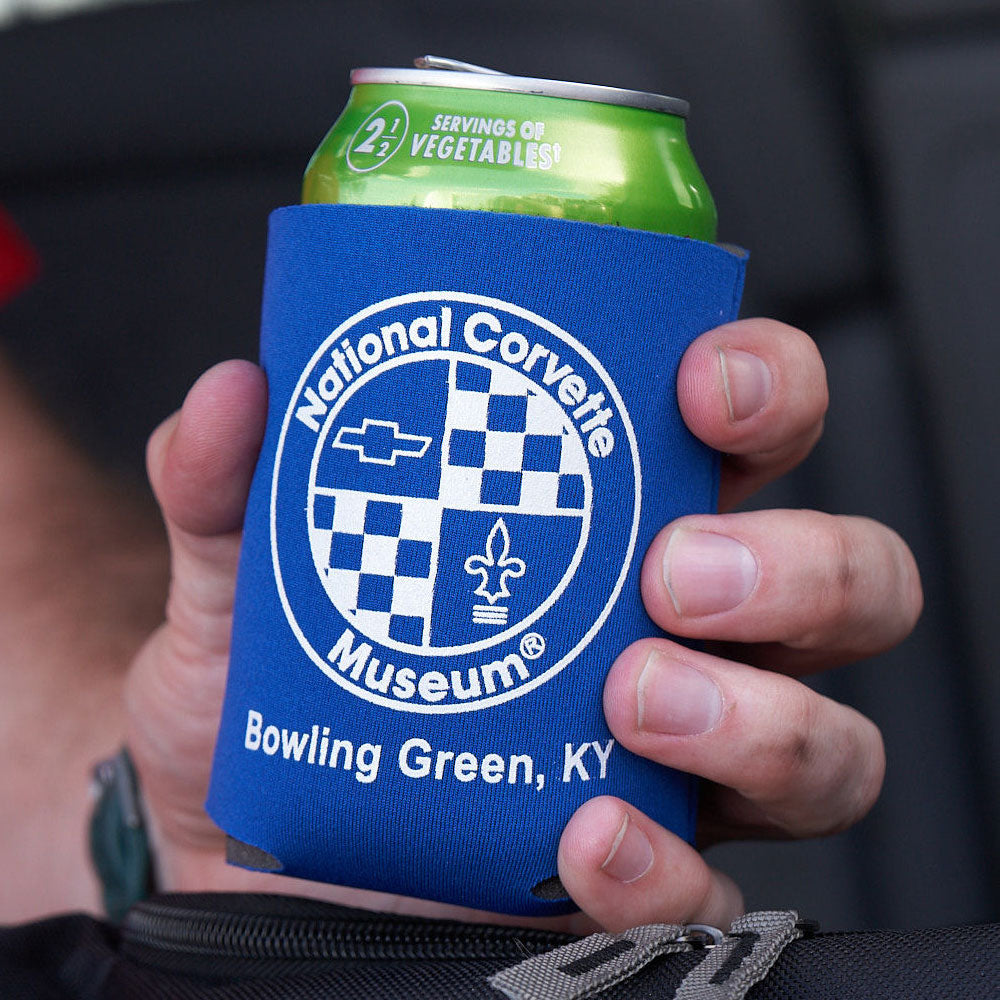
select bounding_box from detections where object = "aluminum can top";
[352,55,690,118]
[303,56,716,240]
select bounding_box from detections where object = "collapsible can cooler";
[207,204,746,915]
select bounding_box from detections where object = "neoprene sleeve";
[207,204,746,915]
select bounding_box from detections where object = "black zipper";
[122,896,578,964]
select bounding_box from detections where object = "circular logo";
[271,292,641,713]
[346,101,409,173]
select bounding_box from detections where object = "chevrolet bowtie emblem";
[331,418,432,465]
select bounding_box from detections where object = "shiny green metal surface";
[303,78,717,240]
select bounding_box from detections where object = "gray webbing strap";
[488,910,803,1000]
[672,911,802,1000]
[489,923,688,1000]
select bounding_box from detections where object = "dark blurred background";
[2,0,999,930]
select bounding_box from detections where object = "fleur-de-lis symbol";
[464,518,526,605]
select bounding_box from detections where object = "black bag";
[3,893,998,999]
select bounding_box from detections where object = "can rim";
[349,67,690,118]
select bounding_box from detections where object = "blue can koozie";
[207,204,746,915]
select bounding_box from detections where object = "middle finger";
[639,508,923,674]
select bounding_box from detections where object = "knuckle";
[783,514,923,653]
[783,513,858,649]
[838,518,922,647]
[804,718,885,839]
[834,714,886,831]
[785,349,829,438]
[763,323,828,435]
[741,682,821,803]
[887,526,924,636]
[745,690,887,838]
[827,515,860,619]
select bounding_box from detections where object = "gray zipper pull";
[672,911,805,1000]
[489,910,810,1000]
[489,921,688,1000]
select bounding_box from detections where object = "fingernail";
[719,348,772,421]
[638,649,724,736]
[601,814,654,884]
[663,528,757,616]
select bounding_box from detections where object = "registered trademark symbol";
[520,633,546,660]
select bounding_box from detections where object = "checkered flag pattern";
[309,492,442,647]
[308,357,592,649]
[441,360,589,513]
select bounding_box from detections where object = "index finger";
[677,319,828,510]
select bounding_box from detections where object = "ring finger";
[603,637,886,842]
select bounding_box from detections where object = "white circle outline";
[305,350,593,656]
[270,291,642,714]
[346,101,409,174]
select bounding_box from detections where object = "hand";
[125,319,921,933]
[556,320,921,930]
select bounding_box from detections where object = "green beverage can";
[210,56,745,917]
[303,55,717,240]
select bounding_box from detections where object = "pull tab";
[414,55,508,76]
[489,911,811,1000]
[488,923,688,1000]
[673,911,805,1000]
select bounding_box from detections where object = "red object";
[0,207,39,306]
